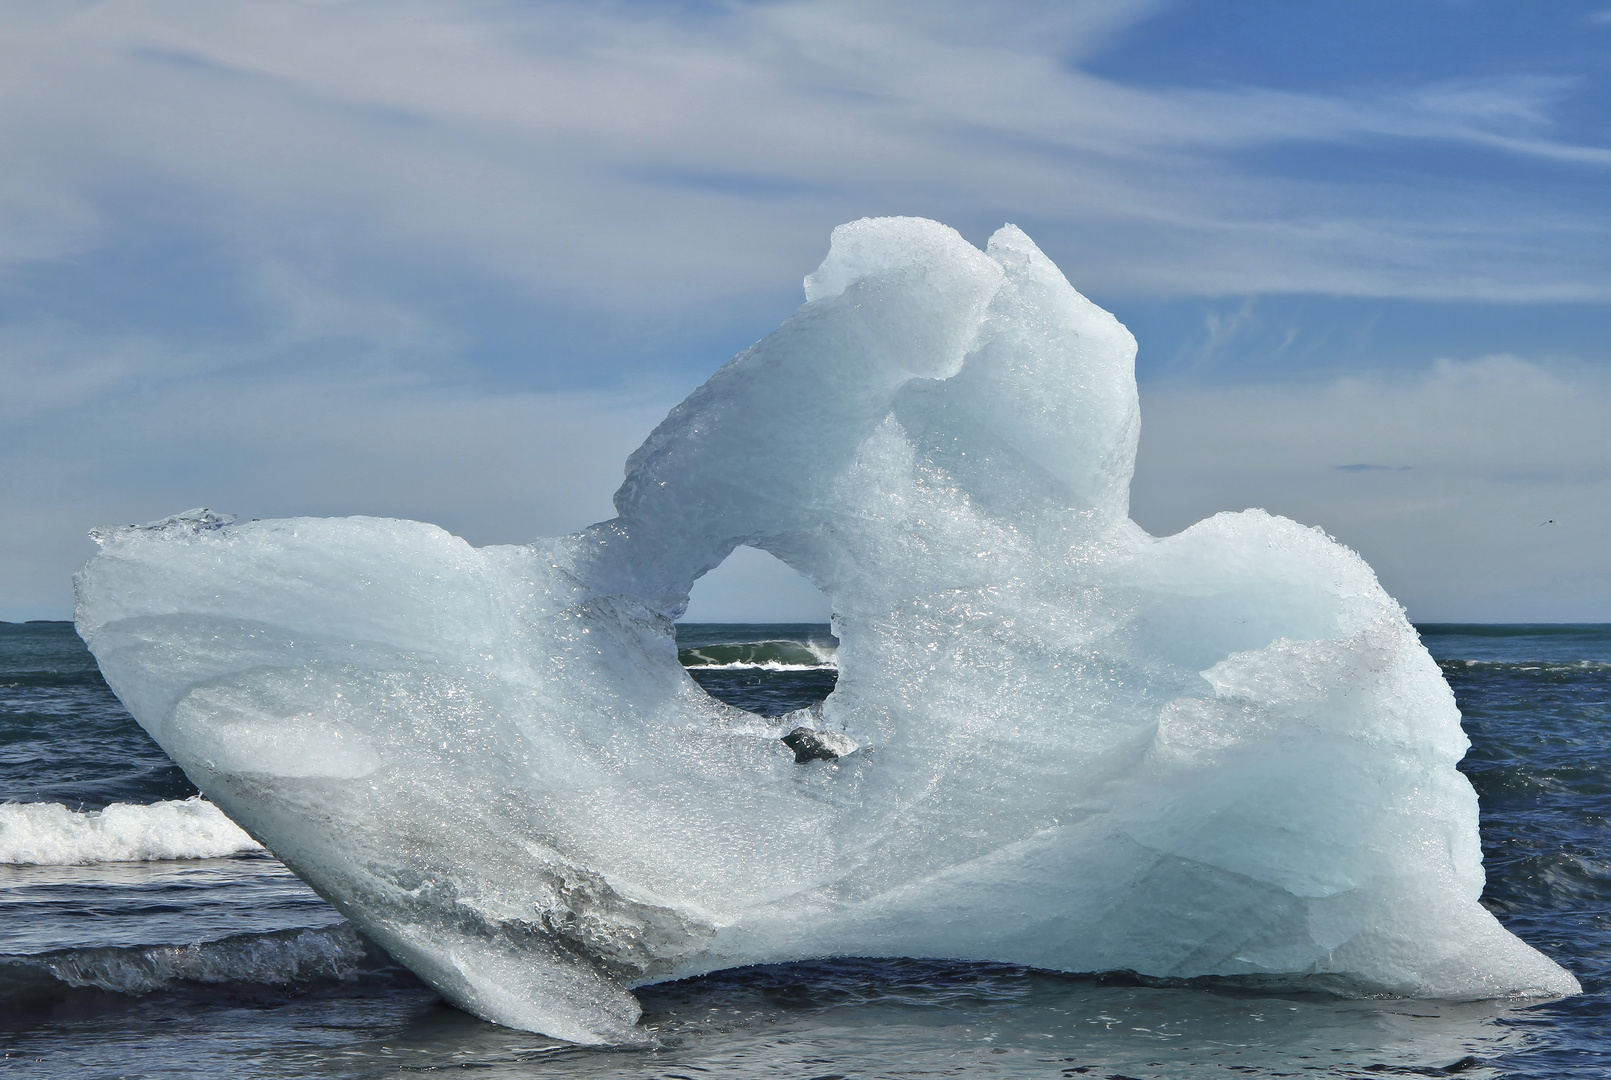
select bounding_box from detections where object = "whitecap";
[0,797,262,865]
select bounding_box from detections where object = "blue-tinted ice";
[73,219,1578,1043]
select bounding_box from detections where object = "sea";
[1,620,1606,1079]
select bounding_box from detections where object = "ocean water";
[2,620,1606,1079]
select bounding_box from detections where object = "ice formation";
[74,218,1578,1043]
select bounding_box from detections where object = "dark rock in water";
[782,727,857,763]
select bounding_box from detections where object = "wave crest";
[0,924,379,1005]
[0,797,262,864]
[678,640,836,670]
[1439,659,1611,676]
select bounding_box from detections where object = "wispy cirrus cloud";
[4,1,1611,620]
[2,0,1610,320]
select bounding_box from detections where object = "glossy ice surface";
[72,219,1576,1043]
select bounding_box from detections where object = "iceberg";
[74,218,1578,1043]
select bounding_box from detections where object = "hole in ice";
[677,545,837,718]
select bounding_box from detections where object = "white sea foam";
[0,798,262,865]
[75,217,1580,1044]
[690,660,835,671]
[1440,659,1611,674]
[678,640,838,670]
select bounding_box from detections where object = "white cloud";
[0,356,681,620]
[8,332,1609,622]
[1131,356,1611,621]
[4,2,1610,622]
[1,0,1608,310]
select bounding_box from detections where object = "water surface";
[1,621,1604,1077]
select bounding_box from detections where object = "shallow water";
[2,621,1606,1078]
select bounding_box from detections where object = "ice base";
[75,219,1579,1043]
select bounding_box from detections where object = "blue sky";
[3,0,1609,621]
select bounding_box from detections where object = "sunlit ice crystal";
[74,218,1580,1044]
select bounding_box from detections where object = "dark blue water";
[677,622,839,718]
[0,622,195,811]
[1422,626,1611,1078]
[2,621,1606,1078]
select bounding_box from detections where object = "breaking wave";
[678,640,836,671]
[1439,659,1611,677]
[0,797,262,864]
[0,923,398,1009]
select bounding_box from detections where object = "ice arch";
[75,218,1578,1045]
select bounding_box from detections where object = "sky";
[2,0,1609,623]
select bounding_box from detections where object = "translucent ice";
[74,218,1579,1043]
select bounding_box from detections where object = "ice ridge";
[74,217,1580,1044]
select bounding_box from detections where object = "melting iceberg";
[74,218,1578,1043]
